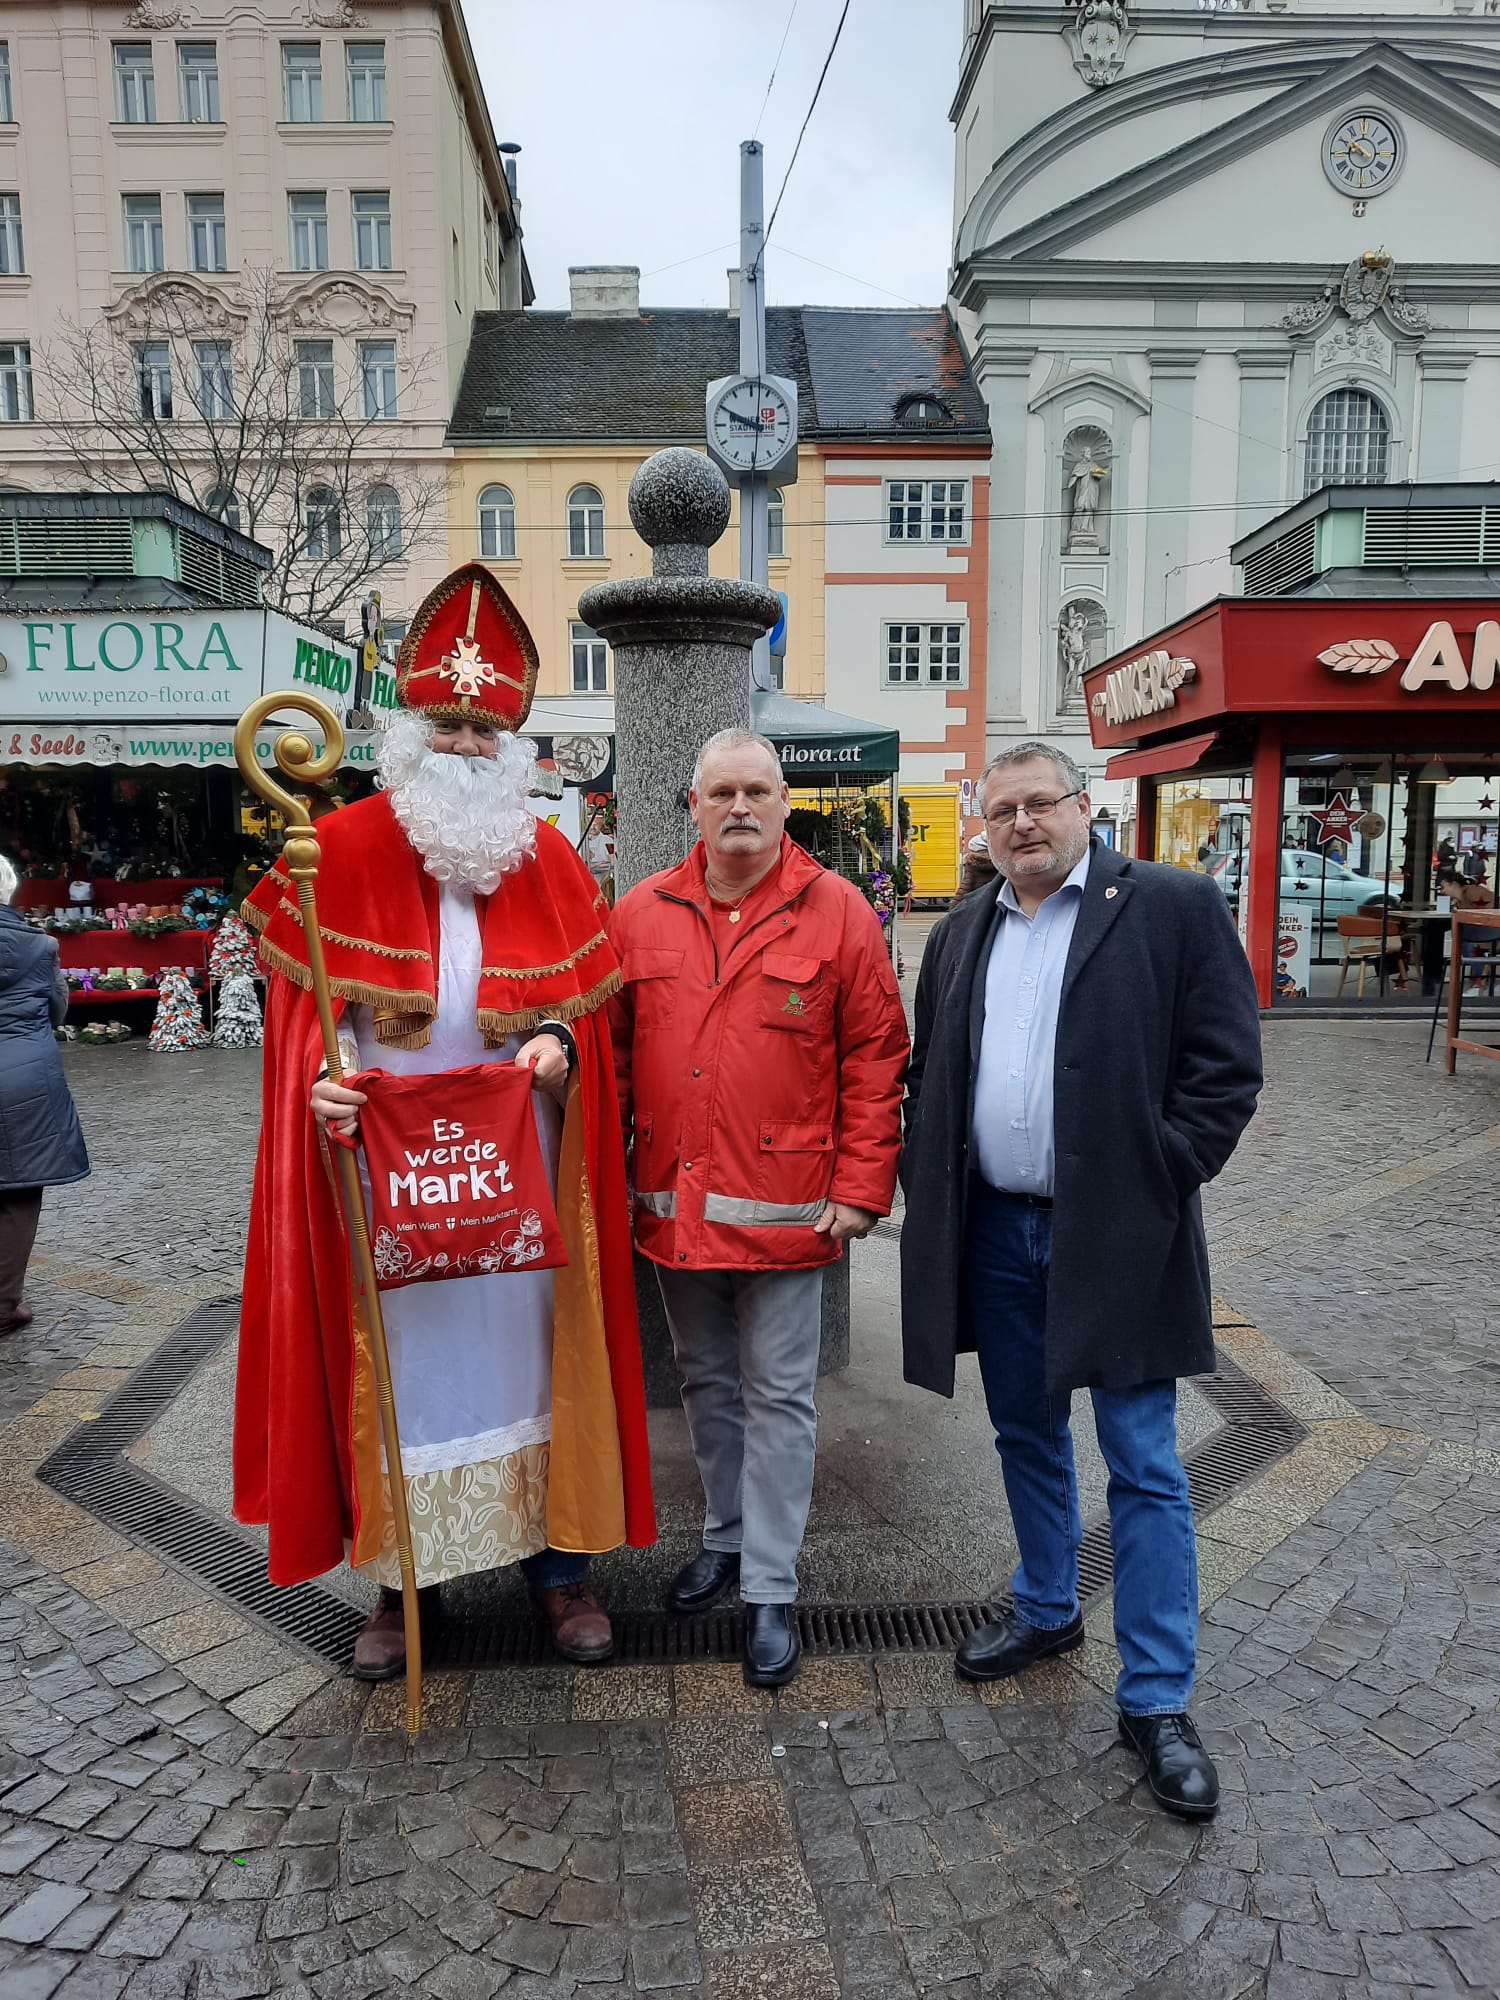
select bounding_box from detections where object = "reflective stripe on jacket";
[608,837,909,1272]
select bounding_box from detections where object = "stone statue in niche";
[1065,456,1108,552]
[1058,601,1104,713]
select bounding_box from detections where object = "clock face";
[708,378,795,473]
[1323,111,1403,197]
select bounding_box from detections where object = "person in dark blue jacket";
[0,855,88,1332]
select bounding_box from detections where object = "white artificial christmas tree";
[209,913,259,982]
[149,968,211,1052]
[212,971,263,1049]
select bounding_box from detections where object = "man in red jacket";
[610,728,908,1686]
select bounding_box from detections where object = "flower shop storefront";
[1083,598,1500,1008]
[0,608,362,889]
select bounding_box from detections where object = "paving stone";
[94,1898,190,1958]
[0,1884,89,1945]
[486,1917,565,1976]
[628,1929,703,1990]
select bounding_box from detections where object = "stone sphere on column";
[628,447,731,555]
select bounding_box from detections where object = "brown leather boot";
[351,1585,440,1681]
[537,1581,614,1664]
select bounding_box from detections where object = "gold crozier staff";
[233,691,424,1733]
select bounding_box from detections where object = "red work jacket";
[608,837,909,1272]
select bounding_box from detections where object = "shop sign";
[1306,791,1362,848]
[0,725,379,771]
[0,610,356,723]
[1318,620,1500,691]
[1091,651,1197,726]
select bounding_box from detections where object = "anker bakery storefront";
[1083,599,1500,1008]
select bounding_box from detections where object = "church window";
[1304,389,1389,494]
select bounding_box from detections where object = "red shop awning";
[1105,731,1220,782]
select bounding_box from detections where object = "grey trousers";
[0,1188,42,1321]
[655,1264,825,1604]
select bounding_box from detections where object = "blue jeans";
[519,1549,590,1590]
[964,1179,1198,1716]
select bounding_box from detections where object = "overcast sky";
[469,0,960,313]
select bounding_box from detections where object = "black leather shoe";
[1118,1711,1220,1820]
[743,1603,800,1688]
[665,1548,741,1614]
[954,1607,1084,1684]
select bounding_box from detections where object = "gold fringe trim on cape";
[482,930,609,982]
[275,896,432,962]
[253,934,441,1025]
[476,967,622,1042]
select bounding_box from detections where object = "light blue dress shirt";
[970,848,1091,1197]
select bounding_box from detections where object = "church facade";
[950,0,1500,799]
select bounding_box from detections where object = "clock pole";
[739,140,773,694]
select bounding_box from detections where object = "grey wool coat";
[0,906,89,1192]
[900,840,1262,1398]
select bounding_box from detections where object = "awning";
[1104,731,1219,783]
[750,690,900,781]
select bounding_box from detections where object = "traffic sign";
[769,591,788,657]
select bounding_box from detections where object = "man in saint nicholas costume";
[236,563,655,1677]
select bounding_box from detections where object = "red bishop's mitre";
[395,563,539,730]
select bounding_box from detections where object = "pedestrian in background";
[610,728,908,1687]
[900,742,1262,1819]
[0,854,89,1334]
[952,832,999,906]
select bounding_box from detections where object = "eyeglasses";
[985,789,1083,828]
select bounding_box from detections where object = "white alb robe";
[347,881,562,1586]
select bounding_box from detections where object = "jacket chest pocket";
[757,951,831,1034]
[623,945,684,1030]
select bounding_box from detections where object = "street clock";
[705,373,799,486]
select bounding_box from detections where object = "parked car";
[1208,848,1399,921]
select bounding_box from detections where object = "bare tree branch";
[34,270,445,629]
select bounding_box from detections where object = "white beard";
[377,709,538,896]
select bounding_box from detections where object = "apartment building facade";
[0,0,527,637]
[446,270,992,794]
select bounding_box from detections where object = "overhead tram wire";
[754,0,853,279]
[753,0,801,140]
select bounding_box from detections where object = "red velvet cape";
[235,796,655,1586]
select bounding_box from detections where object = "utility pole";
[739,141,772,695]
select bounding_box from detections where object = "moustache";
[722,818,763,832]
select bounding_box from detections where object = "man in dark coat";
[901,742,1261,1819]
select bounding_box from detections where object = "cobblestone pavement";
[1,1023,1499,1998]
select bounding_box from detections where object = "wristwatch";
[531,1020,578,1070]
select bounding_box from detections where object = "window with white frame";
[352,191,392,272]
[567,484,605,559]
[135,341,172,421]
[115,44,155,124]
[1304,388,1390,494]
[304,486,341,559]
[282,43,322,122]
[289,192,328,272]
[0,44,13,124]
[359,340,397,420]
[0,194,22,276]
[295,339,334,420]
[178,44,219,122]
[380,618,407,664]
[482,201,495,287]
[366,485,402,561]
[187,194,227,273]
[194,341,233,420]
[345,43,387,121]
[885,478,968,543]
[123,195,164,274]
[884,620,967,688]
[767,492,785,559]
[569,621,609,694]
[0,342,32,422]
[478,484,516,559]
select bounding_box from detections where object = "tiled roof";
[448,306,989,446]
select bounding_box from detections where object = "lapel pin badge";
[1105,886,1118,900]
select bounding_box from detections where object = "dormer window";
[896,394,949,428]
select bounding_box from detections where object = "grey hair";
[691,728,786,793]
[979,740,1088,807]
[0,855,16,906]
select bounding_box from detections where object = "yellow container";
[902,785,962,904]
